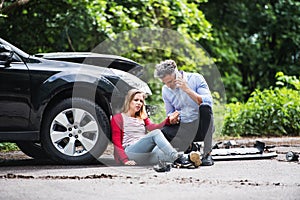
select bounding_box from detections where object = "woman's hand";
[169,110,180,124]
[124,160,137,165]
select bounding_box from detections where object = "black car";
[0,38,151,164]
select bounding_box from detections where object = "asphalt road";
[0,137,299,200]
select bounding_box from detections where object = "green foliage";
[211,92,226,137]
[222,73,300,137]
[0,142,19,152]
[0,0,98,53]
[0,0,212,53]
[201,0,300,102]
[275,71,300,90]
[222,102,245,137]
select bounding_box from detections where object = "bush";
[222,72,300,137]
[0,142,19,152]
[222,102,245,137]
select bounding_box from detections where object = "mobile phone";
[174,68,181,88]
[175,68,181,80]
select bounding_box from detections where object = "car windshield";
[0,38,29,59]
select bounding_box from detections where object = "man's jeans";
[161,105,215,155]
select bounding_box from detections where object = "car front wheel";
[41,98,110,164]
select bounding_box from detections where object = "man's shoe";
[189,151,201,167]
[201,154,214,166]
[173,154,193,168]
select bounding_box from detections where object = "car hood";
[28,56,152,95]
[35,52,136,63]
[35,52,144,78]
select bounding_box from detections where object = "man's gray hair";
[154,59,177,79]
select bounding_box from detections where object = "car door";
[0,48,31,131]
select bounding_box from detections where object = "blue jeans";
[125,129,178,165]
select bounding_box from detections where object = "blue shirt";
[162,72,213,123]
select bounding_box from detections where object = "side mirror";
[0,44,14,66]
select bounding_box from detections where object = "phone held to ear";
[175,69,181,88]
[175,68,181,80]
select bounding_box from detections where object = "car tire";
[41,98,110,164]
[16,141,48,159]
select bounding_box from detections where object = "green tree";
[0,0,212,53]
[0,0,99,52]
[200,0,300,102]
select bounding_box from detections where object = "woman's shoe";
[173,154,193,168]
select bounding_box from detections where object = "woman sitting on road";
[111,89,201,167]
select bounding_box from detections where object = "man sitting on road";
[154,59,215,166]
